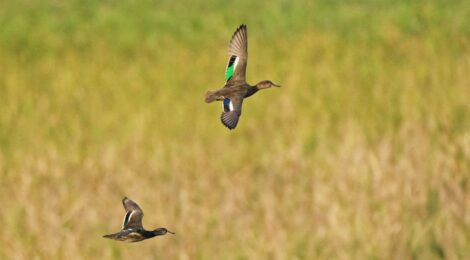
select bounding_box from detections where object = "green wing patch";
[225,66,234,81]
[225,55,237,81]
[123,211,131,228]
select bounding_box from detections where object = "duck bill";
[273,83,281,87]
[167,230,176,235]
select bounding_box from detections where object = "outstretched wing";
[225,24,248,85]
[221,95,244,129]
[122,197,144,229]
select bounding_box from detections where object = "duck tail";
[103,234,113,239]
[205,91,219,103]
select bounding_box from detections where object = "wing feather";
[121,197,144,229]
[220,96,243,129]
[225,24,248,84]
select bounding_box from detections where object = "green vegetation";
[1,0,469,259]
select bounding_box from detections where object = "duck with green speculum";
[205,24,281,130]
[103,197,175,242]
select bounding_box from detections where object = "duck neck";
[245,85,259,98]
[148,228,168,237]
[138,230,155,238]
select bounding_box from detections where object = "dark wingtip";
[234,24,247,34]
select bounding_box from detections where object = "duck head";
[256,80,281,89]
[153,227,175,236]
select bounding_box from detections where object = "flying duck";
[103,197,175,242]
[205,24,280,130]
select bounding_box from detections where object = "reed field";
[1,0,470,259]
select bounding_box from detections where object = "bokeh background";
[1,0,470,259]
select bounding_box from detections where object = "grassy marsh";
[1,0,470,259]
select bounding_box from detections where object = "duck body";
[103,227,169,243]
[205,83,258,102]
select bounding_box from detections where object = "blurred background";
[1,0,469,259]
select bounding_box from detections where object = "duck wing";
[221,95,244,129]
[121,197,144,229]
[224,24,248,85]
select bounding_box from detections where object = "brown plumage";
[205,24,280,130]
[103,197,175,242]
